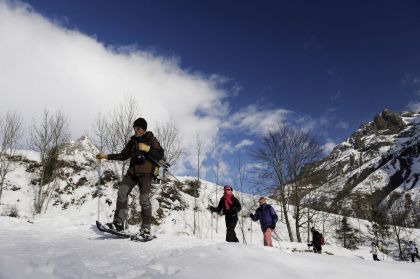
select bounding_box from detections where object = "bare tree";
[30,109,70,214]
[251,125,293,241]
[155,118,183,180]
[0,111,23,203]
[284,128,323,242]
[193,133,202,236]
[214,155,221,233]
[236,152,248,244]
[110,96,139,178]
[251,124,322,242]
[302,189,330,242]
[92,111,109,152]
[388,196,414,260]
[105,122,121,177]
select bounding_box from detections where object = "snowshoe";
[106,222,124,232]
[96,221,131,238]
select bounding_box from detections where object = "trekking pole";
[272,229,282,249]
[144,155,182,183]
[210,210,213,240]
[250,218,253,245]
[240,217,247,245]
[96,159,102,221]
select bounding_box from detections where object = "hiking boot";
[106,222,124,232]
[139,227,151,238]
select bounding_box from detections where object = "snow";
[1,137,420,279]
[0,215,419,279]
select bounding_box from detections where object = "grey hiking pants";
[113,174,152,230]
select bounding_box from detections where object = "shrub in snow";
[2,205,19,218]
[9,206,19,217]
[179,179,201,197]
[10,185,21,191]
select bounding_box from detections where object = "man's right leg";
[112,174,137,229]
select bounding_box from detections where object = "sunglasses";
[225,188,232,191]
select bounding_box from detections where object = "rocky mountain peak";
[372,109,406,134]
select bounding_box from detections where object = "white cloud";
[234,139,253,150]
[330,90,342,101]
[223,105,291,135]
[294,116,318,132]
[407,101,420,113]
[336,121,349,129]
[322,139,337,154]
[402,74,420,85]
[0,1,230,175]
[212,160,231,184]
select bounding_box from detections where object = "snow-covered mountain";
[302,109,420,227]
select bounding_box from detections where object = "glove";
[249,213,254,218]
[270,224,276,230]
[138,143,150,152]
[209,206,215,212]
[96,153,108,160]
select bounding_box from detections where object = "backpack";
[320,234,325,245]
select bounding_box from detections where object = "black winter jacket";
[107,131,163,175]
[312,230,322,245]
[211,196,241,218]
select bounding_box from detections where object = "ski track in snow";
[0,216,419,279]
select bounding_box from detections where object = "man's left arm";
[149,137,164,161]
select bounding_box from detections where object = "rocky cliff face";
[302,110,420,227]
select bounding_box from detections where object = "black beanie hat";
[133,118,147,130]
[223,185,232,191]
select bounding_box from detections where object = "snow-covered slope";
[0,134,420,279]
[0,215,419,279]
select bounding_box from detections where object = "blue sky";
[2,0,420,192]
[25,0,420,129]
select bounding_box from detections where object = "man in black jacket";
[96,117,163,236]
[311,227,322,253]
[209,185,241,242]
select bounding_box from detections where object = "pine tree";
[368,208,391,254]
[336,216,358,250]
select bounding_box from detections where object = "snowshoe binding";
[131,228,157,242]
